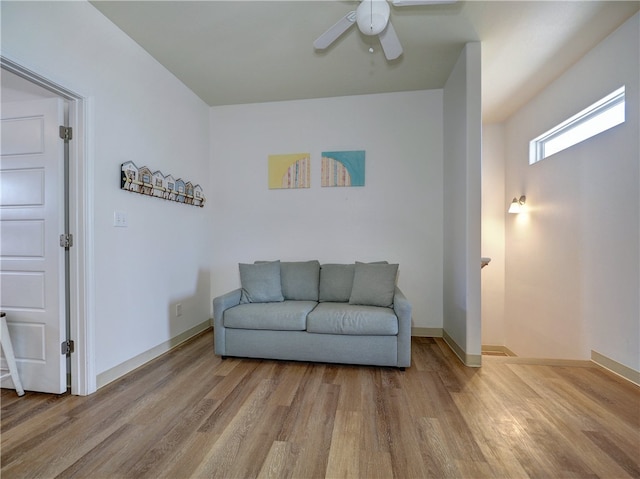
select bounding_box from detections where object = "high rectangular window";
[530,86,625,164]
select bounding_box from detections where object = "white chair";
[1,312,25,397]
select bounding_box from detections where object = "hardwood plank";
[325,410,362,478]
[285,379,339,478]
[190,375,280,478]
[157,429,223,478]
[584,430,640,478]
[416,417,462,477]
[53,423,140,479]
[132,397,220,477]
[450,391,530,478]
[111,376,226,477]
[256,440,295,479]
[197,360,270,435]
[380,382,431,478]
[513,364,639,459]
[2,333,639,479]
[358,449,394,479]
[359,368,394,454]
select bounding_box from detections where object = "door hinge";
[61,340,75,355]
[60,233,73,248]
[59,126,72,142]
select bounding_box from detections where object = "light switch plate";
[114,211,128,227]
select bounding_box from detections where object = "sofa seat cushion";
[306,302,398,336]
[224,301,317,331]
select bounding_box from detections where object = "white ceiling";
[91,0,638,123]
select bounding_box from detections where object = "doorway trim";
[2,55,96,395]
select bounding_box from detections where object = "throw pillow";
[239,260,284,303]
[349,262,398,307]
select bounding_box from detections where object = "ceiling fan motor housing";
[356,0,391,36]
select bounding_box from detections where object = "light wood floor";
[2,330,639,478]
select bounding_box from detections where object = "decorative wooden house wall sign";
[121,161,205,207]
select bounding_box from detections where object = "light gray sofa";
[213,260,412,369]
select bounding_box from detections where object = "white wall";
[442,43,483,363]
[481,124,506,346]
[503,13,639,371]
[210,91,444,331]
[2,2,212,379]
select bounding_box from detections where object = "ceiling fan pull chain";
[369,0,375,52]
[370,0,374,32]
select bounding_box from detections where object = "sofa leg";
[221,356,227,360]
[399,367,405,371]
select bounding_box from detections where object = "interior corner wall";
[481,124,506,346]
[1,2,212,380]
[503,13,639,371]
[442,43,482,362]
[209,91,444,331]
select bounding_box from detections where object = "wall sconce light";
[508,195,526,214]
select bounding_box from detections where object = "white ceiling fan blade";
[392,0,457,6]
[379,21,403,60]
[313,11,357,50]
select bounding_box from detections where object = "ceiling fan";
[314,0,457,61]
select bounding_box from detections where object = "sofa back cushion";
[239,261,284,304]
[319,263,355,302]
[280,260,320,301]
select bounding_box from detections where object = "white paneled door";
[1,98,67,394]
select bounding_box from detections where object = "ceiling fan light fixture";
[356,0,390,36]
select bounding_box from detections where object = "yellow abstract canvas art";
[268,153,311,189]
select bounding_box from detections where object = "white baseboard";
[482,345,517,356]
[591,350,640,386]
[410,327,482,367]
[411,327,443,337]
[442,330,482,367]
[96,319,212,389]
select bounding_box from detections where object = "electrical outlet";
[176,303,183,317]
[113,211,128,227]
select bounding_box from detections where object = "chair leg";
[1,316,25,397]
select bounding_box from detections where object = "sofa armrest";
[393,286,412,368]
[213,288,242,355]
